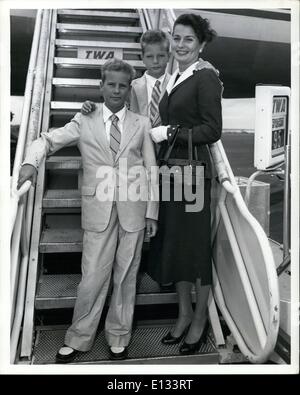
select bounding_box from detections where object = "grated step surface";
[35,272,177,309]
[39,228,83,253]
[32,324,218,364]
[43,189,81,208]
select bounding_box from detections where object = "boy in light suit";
[18,59,158,363]
[82,29,171,128]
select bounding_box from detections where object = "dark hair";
[173,13,216,44]
[140,29,170,54]
[101,58,136,84]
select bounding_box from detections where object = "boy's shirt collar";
[145,71,165,85]
[102,103,127,124]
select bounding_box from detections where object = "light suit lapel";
[115,110,139,163]
[134,74,149,116]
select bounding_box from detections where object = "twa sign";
[254,85,290,170]
[78,47,123,60]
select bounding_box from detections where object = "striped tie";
[109,114,121,160]
[149,80,161,127]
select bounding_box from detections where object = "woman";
[148,13,223,354]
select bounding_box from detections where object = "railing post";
[10,9,52,364]
[282,131,291,260]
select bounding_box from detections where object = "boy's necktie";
[150,80,161,127]
[109,114,121,159]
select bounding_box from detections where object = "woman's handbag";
[158,126,205,212]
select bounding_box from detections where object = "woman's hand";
[146,219,158,238]
[150,126,169,143]
[81,100,96,115]
[17,164,37,190]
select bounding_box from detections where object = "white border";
[1,0,299,375]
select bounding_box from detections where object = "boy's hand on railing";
[81,100,96,115]
[17,164,37,190]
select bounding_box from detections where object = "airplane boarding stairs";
[11,9,283,365]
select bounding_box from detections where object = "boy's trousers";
[64,205,145,351]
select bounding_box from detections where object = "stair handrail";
[10,8,43,237]
[209,140,280,363]
[10,9,51,363]
[10,8,43,325]
[138,9,152,31]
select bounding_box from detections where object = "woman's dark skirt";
[147,179,212,286]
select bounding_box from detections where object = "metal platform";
[31,323,218,365]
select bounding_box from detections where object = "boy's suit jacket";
[129,72,171,117]
[24,104,158,233]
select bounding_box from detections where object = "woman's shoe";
[179,321,210,355]
[161,324,190,345]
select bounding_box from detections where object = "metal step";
[57,9,139,22]
[54,57,144,69]
[32,324,218,364]
[43,189,81,208]
[39,225,153,253]
[50,111,79,127]
[53,77,100,87]
[52,86,102,103]
[46,156,82,169]
[55,39,141,50]
[51,101,84,110]
[35,273,178,309]
[52,78,101,103]
[39,228,83,253]
[57,23,143,36]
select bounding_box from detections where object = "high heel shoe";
[179,320,210,355]
[161,324,191,345]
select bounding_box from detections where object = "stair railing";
[209,141,279,363]
[10,9,43,236]
[10,9,51,363]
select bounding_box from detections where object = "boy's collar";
[145,71,166,83]
[102,103,127,123]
